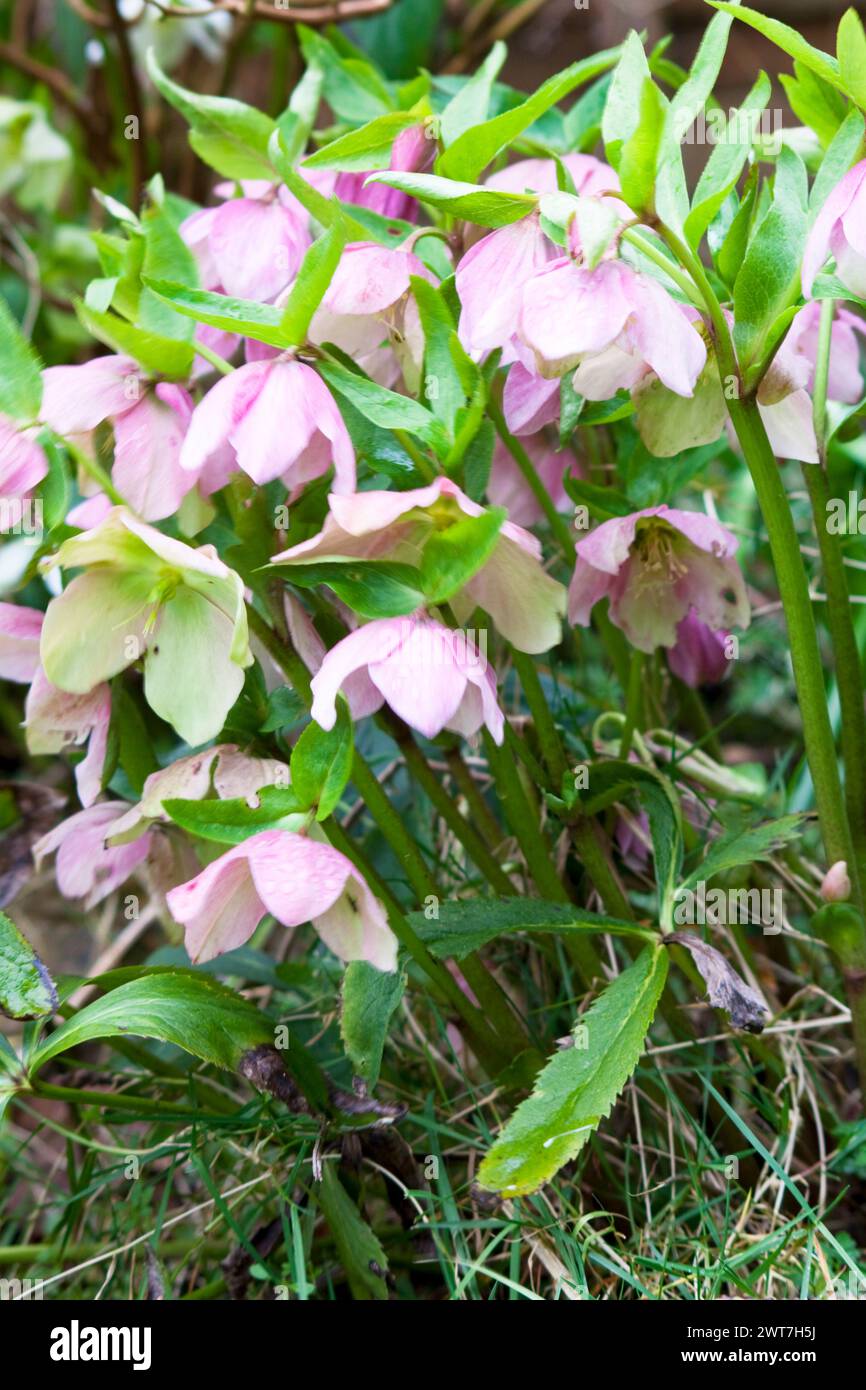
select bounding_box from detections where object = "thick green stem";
[726,395,854,871]
[484,731,602,987]
[510,648,568,788]
[801,299,866,905]
[444,747,505,849]
[397,733,517,897]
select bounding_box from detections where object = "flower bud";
[820,861,851,903]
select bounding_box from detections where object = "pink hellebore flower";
[0,603,110,807]
[520,258,707,397]
[108,744,289,843]
[40,354,217,520]
[181,181,310,303]
[308,125,433,222]
[785,301,866,405]
[802,159,866,299]
[569,505,750,653]
[34,802,153,908]
[667,611,730,688]
[486,433,579,529]
[457,214,556,361]
[179,358,355,493]
[0,416,47,530]
[485,153,622,201]
[0,601,43,682]
[166,828,398,969]
[502,361,560,436]
[284,594,382,722]
[272,476,566,653]
[25,667,111,809]
[309,240,432,388]
[310,612,504,744]
[39,507,252,746]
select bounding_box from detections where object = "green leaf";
[109,680,159,794]
[276,558,425,619]
[35,438,70,533]
[419,505,504,603]
[440,41,506,146]
[267,131,376,243]
[733,145,809,368]
[780,62,848,147]
[291,702,354,821]
[163,784,307,845]
[29,969,274,1075]
[412,275,481,441]
[0,294,43,421]
[280,218,348,346]
[477,945,668,1194]
[341,959,406,1088]
[304,110,421,172]
[317,359,449,454]
[145,49,275,179]
[618,76,668,215]
[838,8,866,110]
[603,31,652,168]
[316,1163,389,1300]
[685,71,772,246]
[439,47,622,183]
[811,109,866,215]
[408,898,653,960]
[144,278,288,348]
[708,4,844,92]
[275,64,323,164]
[365,171,536,228]
[297,25,394,124]
[463,417,495,500]
[0,909,58,1021]
[678,813,806,893]
[668,5,736,140]
[75,299,193,378]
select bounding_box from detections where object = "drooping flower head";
[802,159,866,299]
[179,358,355,493]
[166,828,398,969]
[272,476,566,654]
[569,506,749,653]
[0,416,47,531]
[667,611,730,688]
[181,180,311,302]
[34,801,153,908]
[39,507,252,745]
[0,601,43,682]
[107,744,289,843]
[519,257,707,399]
[40,354,222,520]
[25,667,111,809]
[310,612,505,744]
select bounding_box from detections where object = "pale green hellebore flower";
[40,507,252,745]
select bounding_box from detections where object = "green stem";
[397,734,517,897]
[619,650,644,759]
[194,340,235,376]
[726,395,854,871]
[570,818,635,922]
[65,439,126,507]
[484,731,602,987]
[444,747,505,849]
[510,648,568,788]
[802,299,866,905]
[29,1081,217,1119]
[488,395,577,563]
